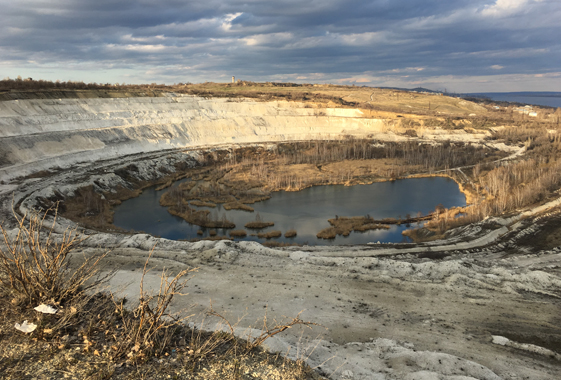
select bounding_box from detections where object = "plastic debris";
[34,304,57,314]
[15,320,37,333]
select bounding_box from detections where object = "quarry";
[1,84,560,379]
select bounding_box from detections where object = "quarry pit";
[1,88,560,379]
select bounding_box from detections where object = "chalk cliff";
[0,94,488,182]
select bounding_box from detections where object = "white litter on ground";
[15,320,37,333]
[34,304,57,314]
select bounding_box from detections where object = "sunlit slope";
[184,83,488,116]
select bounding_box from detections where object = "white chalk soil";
[93,236,561,380]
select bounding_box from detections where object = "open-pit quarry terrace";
[1,93,560,379]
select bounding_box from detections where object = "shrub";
[0,209,108,306]
[284,229,297,238]
[110,250,196,362]
[229,230,247,237]
[257,230,282,239]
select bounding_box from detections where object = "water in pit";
[112,176,465,245]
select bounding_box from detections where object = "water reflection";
[113,177,465,245]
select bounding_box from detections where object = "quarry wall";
[0,94,489,182]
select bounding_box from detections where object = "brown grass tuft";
[229,230,248,238]
[257,230,282,239]
[0,207,110,307]
[284,229,298,238]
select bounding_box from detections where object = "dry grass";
[317,217,391,239]
[209,309,320,352]
[166,205,236,229]
[190,200,217,208]
[284,229,297,238]
[316,227,339,240]
[245,212,274,229]
[256,230,282,239]
[245,221,275,229]
[0,208,109,307]
[222,201,254,212]
[178,82,490,117]
[261,241,301,248]
[229,230,247,238]
[109,249,196,363]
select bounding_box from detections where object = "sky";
[1,0,560,92]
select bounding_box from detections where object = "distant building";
[514,106,534,115]
[232,76,235,83]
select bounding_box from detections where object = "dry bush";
[0,207,116,342]
[257,230,282,239]
[110,250,197,362]
[0,208,109,307]
[246,311,319,350]
[245,212,274,229]
[229,230,247,238]
[208,308,319,352]
[316,227,338,239]
[245,221,275,229]
[284,229,297,238]
[223,201,254,212]
[262,241,300,248]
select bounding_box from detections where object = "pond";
[112,176,466,245]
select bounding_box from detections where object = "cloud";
[0,0,559,91]
[481,0,542,17]
[242,32,293,46]
[221,12,243,31]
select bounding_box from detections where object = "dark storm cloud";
[1,0,560,91]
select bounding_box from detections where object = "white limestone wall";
[0,95,386,181]
[0,94,486,182]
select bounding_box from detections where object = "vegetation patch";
[166,206,235,229]
[317,216,412,239]
[262,241,301,248]
[245,213,275,229]
[284,229,298,238]
[222,201,254,212]
[256,230,282,239]
[245,221,275,229]
[229,230,248,238]
[190,200,217,208]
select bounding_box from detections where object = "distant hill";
[466,92,561,98]
[461,92,561,109]
[377,86,443,94]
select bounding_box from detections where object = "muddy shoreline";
[58,141,485,241]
